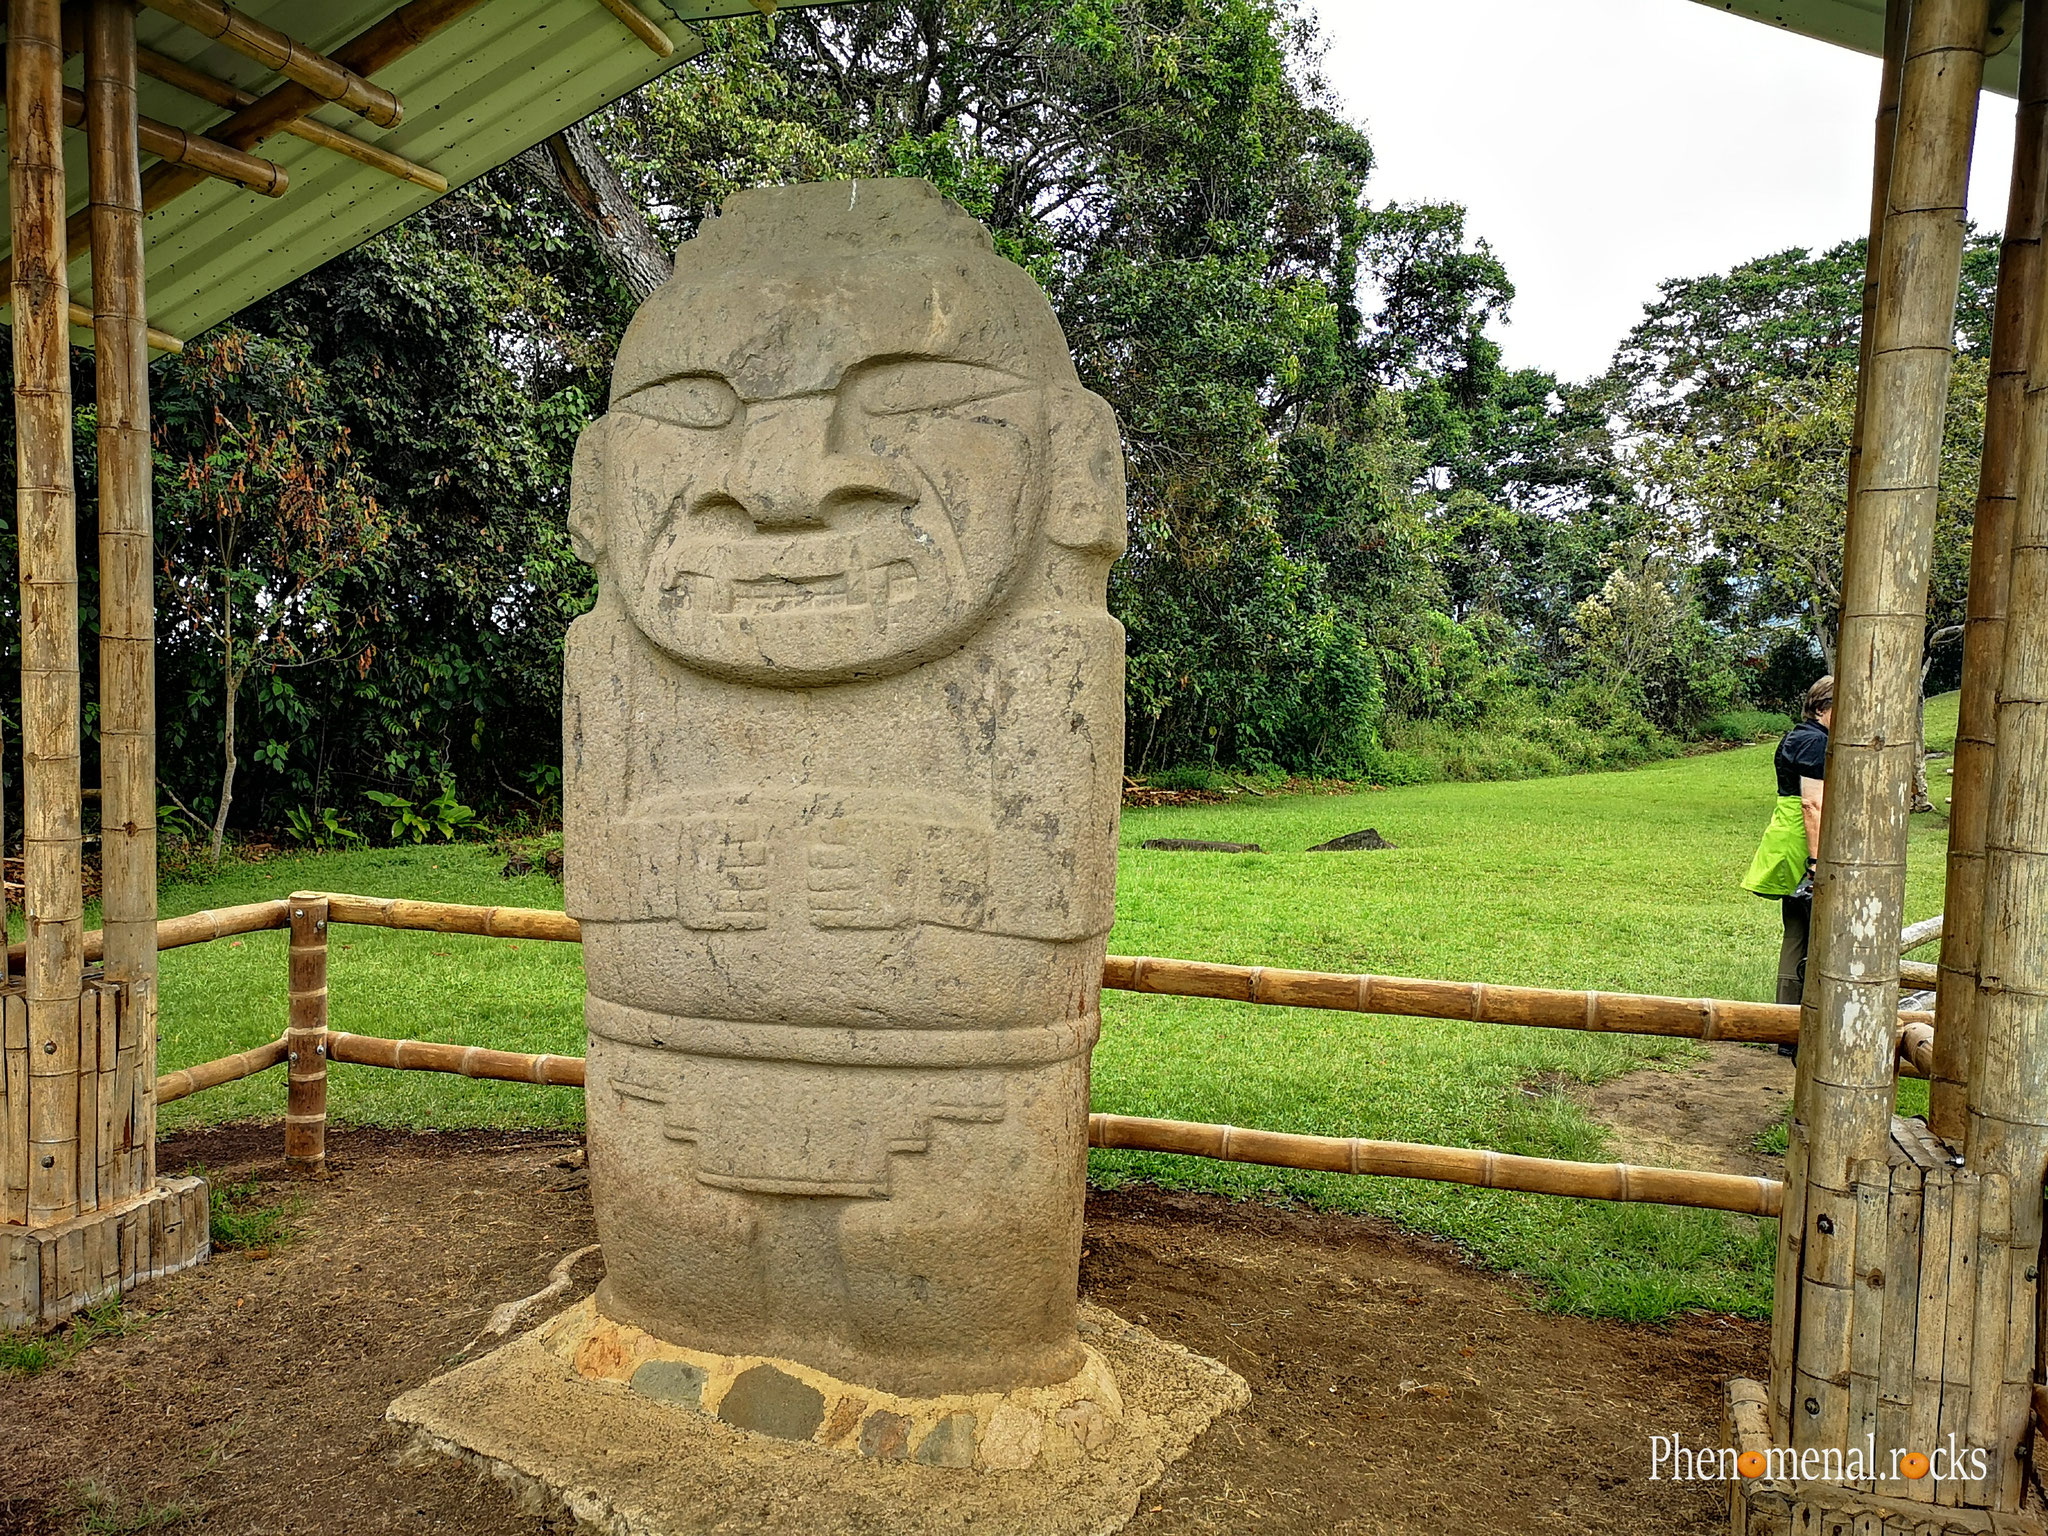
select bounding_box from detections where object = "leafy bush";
[1703,709,1794,744]
[365,785,476,844]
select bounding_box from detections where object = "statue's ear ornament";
[1042,384,1127,559]
[569,416,610,566]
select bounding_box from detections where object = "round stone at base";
[535,1296,1124,1472]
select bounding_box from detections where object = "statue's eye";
[622,376,740,429]
[854,361,1024,415]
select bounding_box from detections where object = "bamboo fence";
[131,889,1959,1216]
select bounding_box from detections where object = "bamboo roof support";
[10,0,84,1229]
[592,0,675,57]
[1774,0,1912,1440]
[1787,0,1990,1455]
[1932,0,2044,1144]
[136,0,404,128]
[86,0,157,1199]
[1964,5,2048,1500]
[134,45,446,192]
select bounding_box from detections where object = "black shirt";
[1775,719,1829,797]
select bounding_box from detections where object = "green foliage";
[71,1484,188,1534]
[284,804,364,849]
[202,1172,300,1251]
[1704,709,1795,745]
[0,1298,140,1380]
[364,786,476,844]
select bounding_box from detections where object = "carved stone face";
[573,186,1085,686]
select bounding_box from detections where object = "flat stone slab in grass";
[1306,828,1396,852]
[1138,839,1264,853]
[389,1302,1248,1536]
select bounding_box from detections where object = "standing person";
[1743,676,1834,1054]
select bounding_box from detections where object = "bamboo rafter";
[0,0,487,292]
[136,0,404,127]
[134,44,446,192]
[66,300,181,352]
[592,0,674,57]
[0,75,289,193]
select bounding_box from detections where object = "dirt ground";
[1577,1041,1795,1180]
[0,1125,1765,1536]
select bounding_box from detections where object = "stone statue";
[563,179,1127,1404]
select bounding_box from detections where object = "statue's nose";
[720,397,915,530]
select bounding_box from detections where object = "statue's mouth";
[652,532,926,619]
[682,561,922,615]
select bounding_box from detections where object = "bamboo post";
[87,0,155,1211]
[1785,0,1989,1452]
[1933,0,2048,1147]
[284,894,328,1170]
[1963,0,2048,1483]
[1773,0,1911,1439]
[11,0,85,1229]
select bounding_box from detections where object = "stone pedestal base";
[389,1302,1247,1536]
[1725,1378,2048,1536]
[1,1176,210,1329]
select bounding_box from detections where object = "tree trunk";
[514,123,671,302]
[1915,622,1967,813]
[210,614,237,864]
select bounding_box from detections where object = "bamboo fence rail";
[154,1036,285,1105]
[1086,1113,1784,1216]
[152,1031,1773,1216]
[4,897,290,970]
[1901,914,1945,952]
[323,1031,587,1087]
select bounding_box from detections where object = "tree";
[153,330,392,859]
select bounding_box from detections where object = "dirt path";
[1576,1042,1795,1181]
[0,1126,1766,1536]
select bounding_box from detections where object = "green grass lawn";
[147,695,1962,1323]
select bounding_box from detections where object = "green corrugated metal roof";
[0,0,859,346]
[1692,1,2024,95]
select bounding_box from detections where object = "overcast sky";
[1318,0,2020,383]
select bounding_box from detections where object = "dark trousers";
[1777,892,1812,1058]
